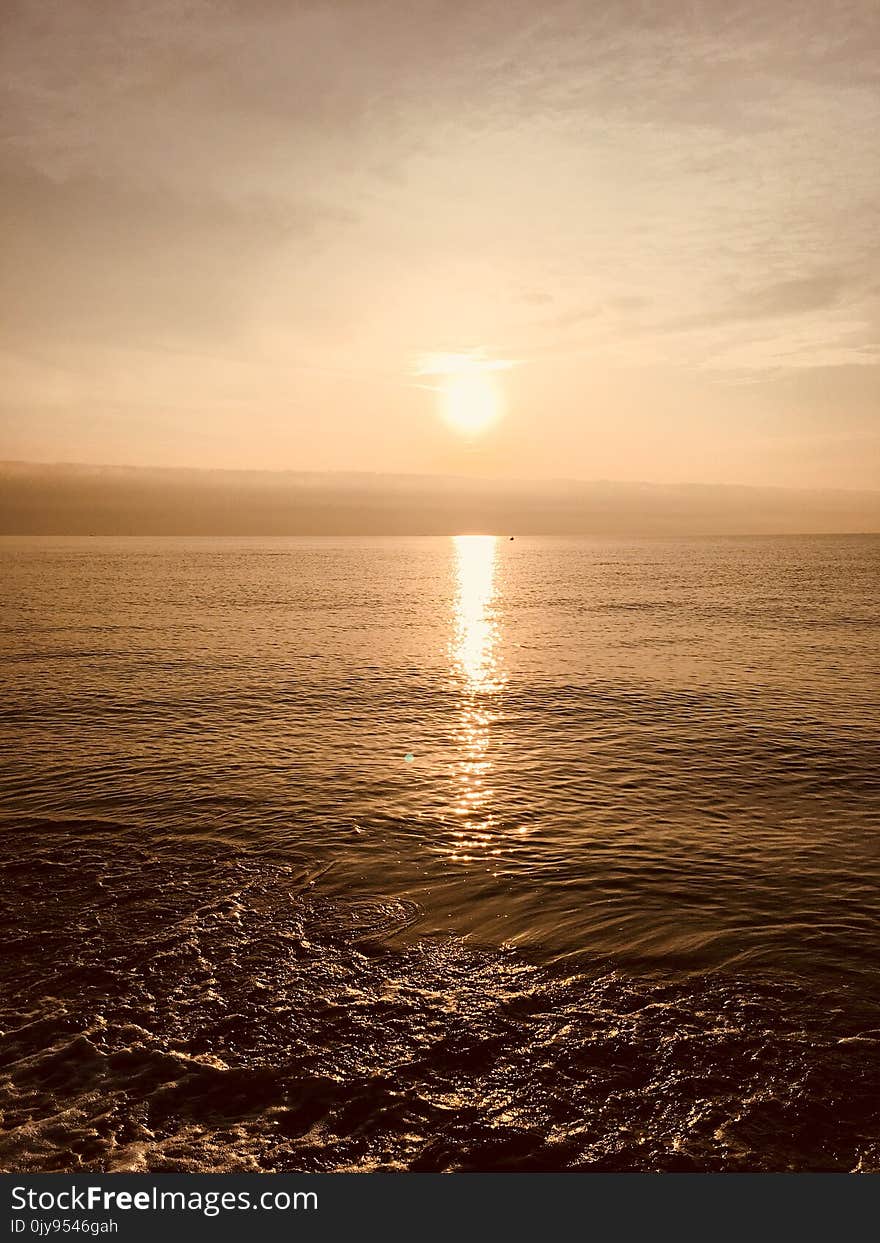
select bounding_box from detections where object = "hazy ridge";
[2,460,879,535]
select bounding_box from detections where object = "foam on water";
[1,819,879,1173]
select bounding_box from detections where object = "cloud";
[724,273,849,320]
[415,351,519,376]
[652,270,857,342]
[0,165,356,350]
[0,1,877,481]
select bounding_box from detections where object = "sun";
[416,350,513,438]
[442,370,500,436]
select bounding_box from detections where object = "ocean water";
[1,534,878,1172]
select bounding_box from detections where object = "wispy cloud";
[415,351,520,376]
[1,1,878,483]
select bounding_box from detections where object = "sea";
[1,534,878,1172]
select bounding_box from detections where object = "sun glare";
[443,371,500,436]
[416,351,513,438]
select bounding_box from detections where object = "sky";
[1,0,879,489]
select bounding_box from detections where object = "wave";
[1,819,878,1173]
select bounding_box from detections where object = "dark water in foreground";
[1,535,878,1171]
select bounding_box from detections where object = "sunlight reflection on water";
[448,535,506,862]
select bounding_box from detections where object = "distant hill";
[1,461,879,535]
